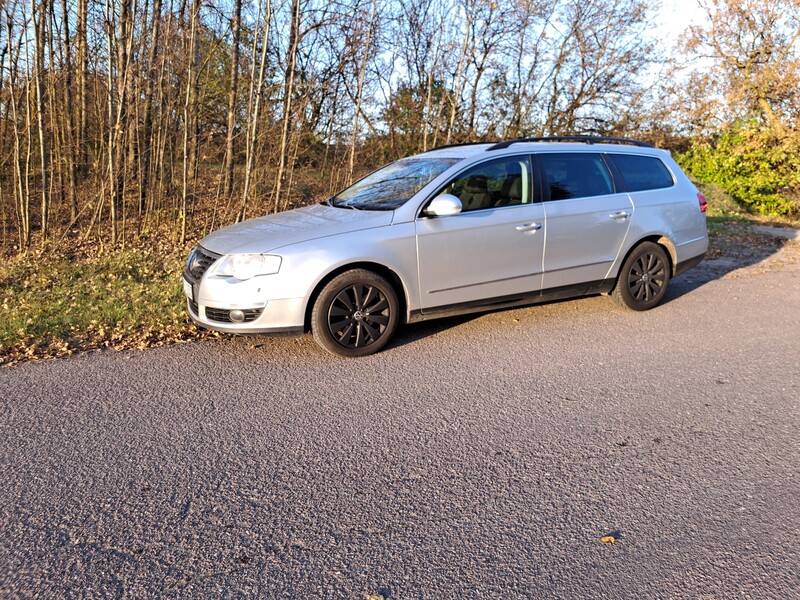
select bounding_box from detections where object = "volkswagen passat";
[183,137,708,356]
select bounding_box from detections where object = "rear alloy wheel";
[612,242,671,311]
[311,269,400,357]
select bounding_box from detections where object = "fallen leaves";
[600,535,617,545]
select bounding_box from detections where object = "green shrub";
[677,124,800,216]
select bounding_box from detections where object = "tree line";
[1,0,798,253]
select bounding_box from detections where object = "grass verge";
[0,242,214,365]
[698,181,800,259]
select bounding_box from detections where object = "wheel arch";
[303,261,409,332]
[620,234,677,276]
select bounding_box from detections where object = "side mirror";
[424,194,462,217]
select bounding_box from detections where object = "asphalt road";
[1,255,799,598]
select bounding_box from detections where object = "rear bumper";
[675,251,706,276]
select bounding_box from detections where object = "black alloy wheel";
[612,241,671,311]
[311,269,400,357]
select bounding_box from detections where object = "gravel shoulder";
[699,222,800,279]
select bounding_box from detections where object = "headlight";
[185,247,197,271]
[214,254,282,280]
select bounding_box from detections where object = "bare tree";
[76,0,89,175]
[139,0,163,223]
[445,0,472,144]
[542,0,657,135]
[272,0,301,210]
[57,0,79,222]
[181,0,201,243]
[684,0,800,133]
[31,0,49,242]
[3,1,30,246]
[347,0,377,183]
[238,0,272,222]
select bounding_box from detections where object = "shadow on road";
[666,224,795,304]
[390,225,797,350]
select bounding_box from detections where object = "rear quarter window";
[612,154,674,192]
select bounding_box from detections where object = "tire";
[611,242,671,311]
[311,269,400,357]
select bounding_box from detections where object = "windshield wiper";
[330,198,361,210]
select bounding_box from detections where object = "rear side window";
[538,153,614,200]
[612,154,674,192]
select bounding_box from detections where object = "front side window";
[332,157,460,210]
[439,156,532,212]
[539,153,614,200]
[611,154,675,192]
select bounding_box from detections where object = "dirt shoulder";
[702,220,800,281]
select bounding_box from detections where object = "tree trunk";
[32,0,50,242]
[273,0,300,211]
[223,0,242,199]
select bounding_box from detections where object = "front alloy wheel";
[612,241,671,311]
[311,269,400,357]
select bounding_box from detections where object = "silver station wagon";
[184,136,708,356]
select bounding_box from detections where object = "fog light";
[229,309,245,323]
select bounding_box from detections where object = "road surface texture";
[2,240,799,598]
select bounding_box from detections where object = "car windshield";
[331,157,460,210]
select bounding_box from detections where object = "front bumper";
[183,274,306,336]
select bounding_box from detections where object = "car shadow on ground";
[665,227,795,304]
[389,313,482,348]
[389,228,797,351]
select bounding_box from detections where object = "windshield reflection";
[332,157,460,210]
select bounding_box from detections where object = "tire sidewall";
[613,242,671,311]
[311,269,400,357]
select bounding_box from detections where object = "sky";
[656,0,708,44]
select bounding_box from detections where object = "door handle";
[516,222,542,233]
[609,211,630,220]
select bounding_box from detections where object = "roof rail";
[424,141,493,152]
[486,136,653,151]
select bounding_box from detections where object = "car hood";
[199,203,394,255]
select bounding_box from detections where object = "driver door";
[415,155,545,311]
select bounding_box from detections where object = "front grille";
[184,245,221,284]
[205,307,264,324]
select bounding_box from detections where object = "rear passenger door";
[537,152,633,291]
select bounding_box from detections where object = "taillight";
[698,192,708,213]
